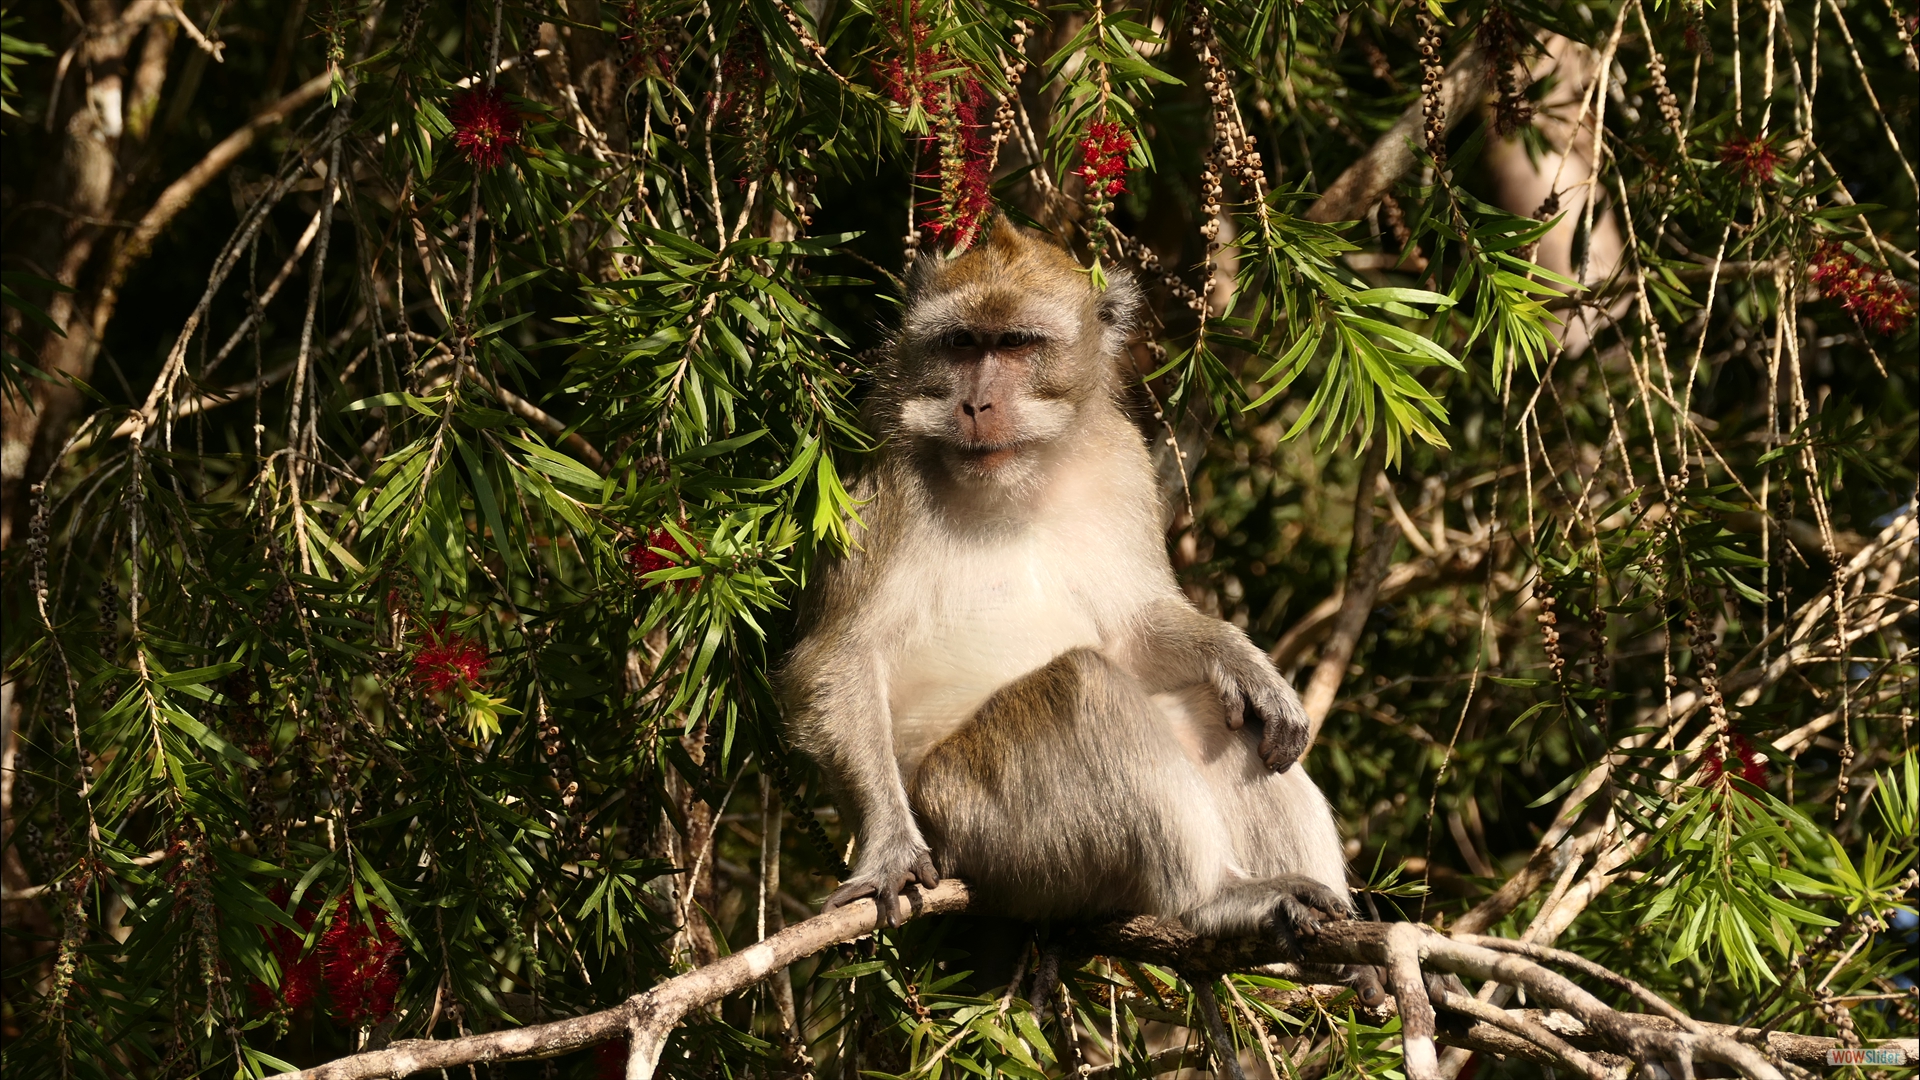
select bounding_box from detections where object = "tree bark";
[1296,433,1395,745]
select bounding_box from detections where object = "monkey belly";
[907,649,1237,921]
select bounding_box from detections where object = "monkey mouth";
[954,443,1022,471]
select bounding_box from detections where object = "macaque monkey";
[783,219,1362,969]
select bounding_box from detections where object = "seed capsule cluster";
[1477,4,1533,137]
[1110,229,1203,313]
[987,21,1031,181]
[1536,591,1567,684]
[1682,597,1733,773]
[1646,45,1684,141]
[1416,5,1448,169]
[1189,2,1268,311]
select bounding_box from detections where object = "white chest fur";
[875,498,1164,776]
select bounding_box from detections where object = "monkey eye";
[997,330,1040,349]
[944,330,981,350]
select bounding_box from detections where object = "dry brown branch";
[86,70,335,350]
[1299,435,1393,740]
[265,880,975,1080]
[492,384,608,473]
[1082,1045,1206,1079]
[1387,921,1442,1080]
[260,880,1911,1080]
[1268,533,1496,673]
[1452,934,1699,1031]
[1304,46,1489,224]
[1433,989,1610,1080]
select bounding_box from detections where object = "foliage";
[0,0,1913,1077]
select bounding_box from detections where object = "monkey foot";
[1267,873,1352,942]
[822,851,941,927]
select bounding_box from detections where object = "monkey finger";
[912,853,941,888]
[1259,719,1309,774]
[1220,687,1246,730]
[823,880,879,912]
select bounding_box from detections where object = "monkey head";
[883,219,1141,484]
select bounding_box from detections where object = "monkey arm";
[1125,598,1312,772]
[782,643,939,926]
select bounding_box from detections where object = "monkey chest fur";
[877,527,1155,778]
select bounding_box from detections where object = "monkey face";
[887,220,1140,483]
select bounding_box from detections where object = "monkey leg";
[908,648,1232,922]
[1150,684,1351,932]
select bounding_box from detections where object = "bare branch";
[87,70,334,350]
[1433,989,1611,1080]
[1388,922,1442,1080]
[266,881,975,1080]
[1304,46,1489,224]
[268,887,1912,1080]
[1298,434,1393,742]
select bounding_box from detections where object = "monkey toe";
[1269,874,1351,944]
[1275,894,1327,939]
[1351,967,1388,1010]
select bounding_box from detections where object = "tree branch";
[1297,435,1395,743]
[269,884,1914,1080]
[86,70,334,352]
[1304,46,1490,224]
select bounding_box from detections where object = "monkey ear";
[1095,267,1143,332]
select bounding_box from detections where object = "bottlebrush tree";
[0,0,1913,1078]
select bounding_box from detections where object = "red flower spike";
[595,1040,632,1080]
[412,623,490,695]
[320,897,405,1026]
[449,85,522,171]
[874,5,996,246]
[249,885,320,1012]
[1703,732,1769,788]
[1718,134,1780,185]
[1808,243,1916,336]
[1075,121,1135,199]
[629,528,692,582]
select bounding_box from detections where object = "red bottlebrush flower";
[411,623,490,695]
[629,528,692,581]
[1808,243,1916,335]
[249,885,320,1012]
[1074,121,1135,199]
[716,32,770,117]
[616,1,677,78]
[595,1039,632,1080]
[875,5,996,247]
[1718,134,1780,184]
[1703,732,1769,787]
[449,85,522,171]
[320,897,405,1026]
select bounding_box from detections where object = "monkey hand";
[823,845,940,928]
[1213,654,1310,773]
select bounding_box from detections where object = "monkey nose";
[960,401,992,417]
